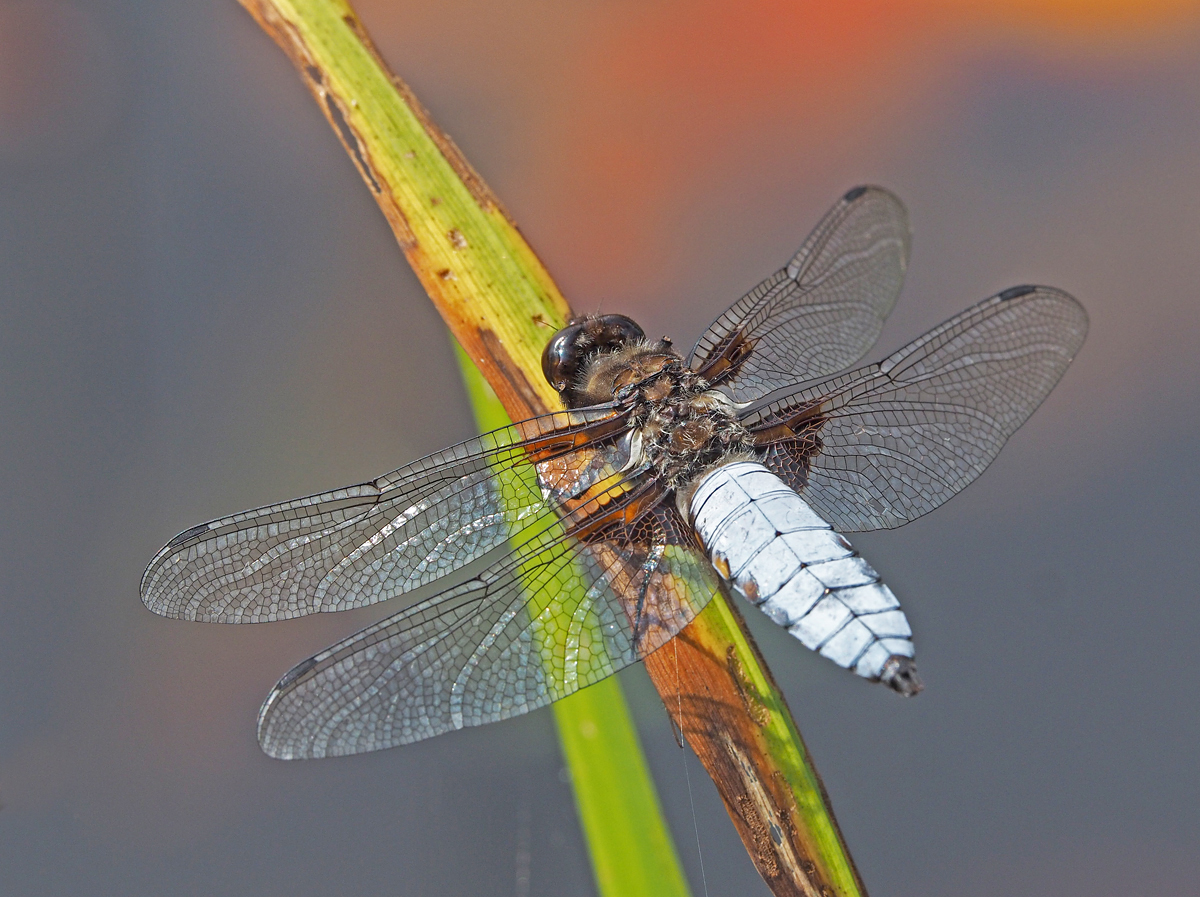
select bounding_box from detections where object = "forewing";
[140,407,630,622]
[256,504,717,757]
[746,286,1088,531]
[689,186,910,400]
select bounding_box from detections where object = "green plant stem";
[457,342,691,897]
[235,1,868,894]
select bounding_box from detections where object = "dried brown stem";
[235,2,867,893]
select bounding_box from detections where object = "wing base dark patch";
[688,186,911,402]
[739,284,1087,532]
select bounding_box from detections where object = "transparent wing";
[745,286,1088,531]
[256,504,717,757]
[689,186,910,401]
[140,407,632,622]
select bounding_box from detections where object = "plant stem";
[235,1,868,893]
[457,343,692,897]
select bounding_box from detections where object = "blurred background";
[2,1,1198,894]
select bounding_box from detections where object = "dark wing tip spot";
[998,285,1037,302]
[842,185,869,202]
[275,656,320,692]
[166,523,210,548]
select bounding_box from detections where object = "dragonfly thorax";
[545,315,757,493]
[588,342,756,492]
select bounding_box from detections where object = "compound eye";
[592,315,645,352]
[542,314,647,402]
[541,322,585,392]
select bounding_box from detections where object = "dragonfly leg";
[631,530,667,653]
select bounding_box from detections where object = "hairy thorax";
[576,342,755,492]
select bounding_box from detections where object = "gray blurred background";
[2,1,1198,895]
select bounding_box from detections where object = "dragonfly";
[141,186,1088,759]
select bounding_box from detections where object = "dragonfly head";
[543,314,649,407]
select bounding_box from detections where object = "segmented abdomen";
[688,461,913,681]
